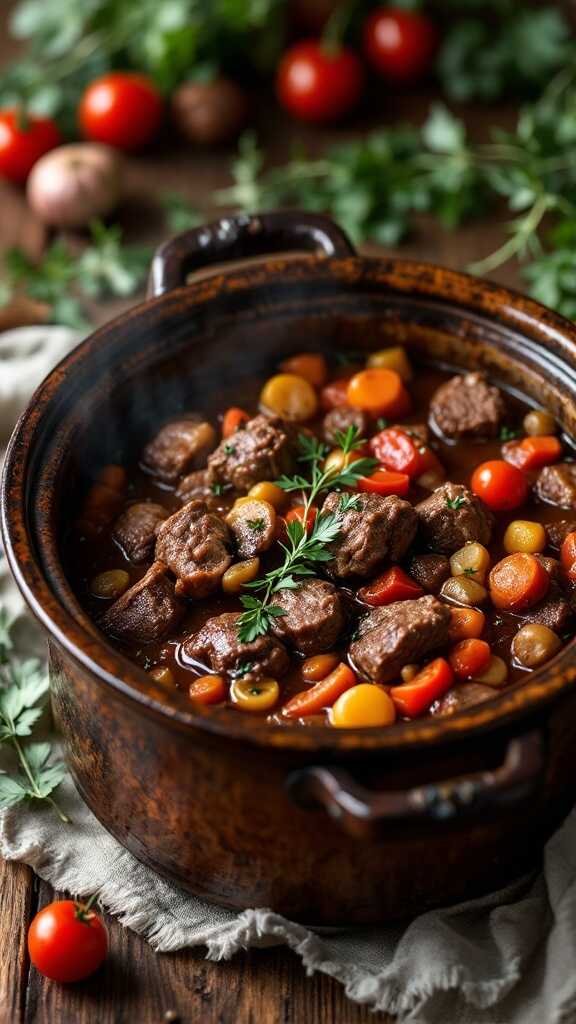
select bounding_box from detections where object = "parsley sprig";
[0,607,68,821]
[237,426,375,643]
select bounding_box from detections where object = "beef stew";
[68,348,576,728]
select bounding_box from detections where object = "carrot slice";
[358,566,423,607]
[449,639,491,679]
[302,653,340,682]
[561,531,576,583]
[346,369,411,418]
[280,353,327,387]
[503,435,562,471]
[282,663,357,719]
[489,553,550,611]
[357,469,410,497]
[222,407,250,438]
[390,658,454,718]
[189,674,227,705]
[448,607,486,642]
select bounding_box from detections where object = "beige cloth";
[2,326,576,1023]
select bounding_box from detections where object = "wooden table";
[0,18,527,1024]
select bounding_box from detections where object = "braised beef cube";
[155,500,231,597]
[431,683,495,717]
[176,469,222,509]
[184,611,289,681]
[407,553,451,594]
[546,519,576,550]
[322,406,368,446]
[525,595,572,633]
[416,482,493,554]
[207,414,293,492]
[535,554,562,585]
[536,464,576,509]
[270,579,344,654]
[226,498,276,558]
[100,562,182,644]
[112,502,168,564]
[321,491,417,580]
[396,423,429,446]
[430,372,504,440]
[349,595,450,683]
[142,417,217,483]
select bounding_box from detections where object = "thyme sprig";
[0,607,68,821]
[237,427,375,643]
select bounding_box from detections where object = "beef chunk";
[226,498,276,558]
[176,469,222,510]
[430,372,504,440]
[323,406,368,446]
[270,579,344,654]
[142,417,217,483]
[431,683,495,717]
[546,519,576,550]
[183,612,289,681]
[100,562,182,644]
[407,553,451,594]
[320,492,417,580]
[416,482,493,554]
[207,414,293,492]
[154,500,231,597]
[112,502,168,564]
[525,595,571,633]
[396,423,429,446]
[536,464,576,509]
[350,595,450,683]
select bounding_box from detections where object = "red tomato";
[79,73,163,150]
[320,378,351,411]
[369,426,421,476]
[390,658,453,718]
[470,460,528,512]
[28,899,108,983]
[0,111,60,183]
[357,469,410,497]
[285,504,318,533]
[363,8,438,82]
[561,531,576,583]
[358,566,423,606]
[276,41,364,122]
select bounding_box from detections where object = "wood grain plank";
[0,859,36,1024]
[24,882,393,1024]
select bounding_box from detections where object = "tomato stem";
[321,0,356,53]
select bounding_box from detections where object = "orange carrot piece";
[489,553,550,611]
[222,407,250,438]
[280,353,328,387]
[346,369,410,418]
[449,639,491,679]
[390,658,454,718]
[282,663,357,719]
[448,607,486,642]
[189,674,227,705]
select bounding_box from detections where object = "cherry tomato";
[0,110,61,183]
[470,460,528,512]
[79,73,163,150]
[357,469,410,497]
[28,898,108,983]
[276,41,364,122]
[363,8,438,82]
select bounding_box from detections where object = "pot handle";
[148,211,356,297]
[286,729,544,839]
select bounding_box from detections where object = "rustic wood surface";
[0,11,529,1024]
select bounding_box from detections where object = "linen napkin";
[2,325,576,1024]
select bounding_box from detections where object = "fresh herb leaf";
[211,482,232,496]
[500,425,522,441]
[0,608,68,820]
[445,495,466,510]
[247,517,265,532]
[161,192,202,233]
[223,443,237,455]
[376,418,389,431]
[333,424,365,456]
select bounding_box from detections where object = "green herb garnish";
[247,518,265,532]
[0,607,67,821]
[500,426,522,441]
[445,495,466,510]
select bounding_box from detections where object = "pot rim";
[3,252,576,753]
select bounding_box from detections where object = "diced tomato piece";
[560,531,576,583]
[471,460,528,511]
[320,378,351,411]
[390,658,454,718]
[357,566,423,606]
[285,504,318,533]
[357,469,410,497]
[222,407,250,437]
[503,435,562,471]
[369,426,421,476]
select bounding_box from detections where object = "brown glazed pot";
[3,211,576,925]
